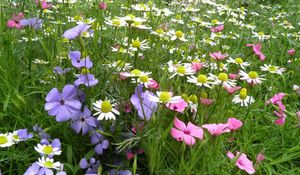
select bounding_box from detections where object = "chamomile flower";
[232,88,255,106]
[0,133,14,147]
[252,31,270,41]
[171,14,184,24]
[132,75,154,88]
[129,38,150,51]
[108,60,132,71]
[187,74,215,88]
[210,72,236,88]
[131,21,151,30]
[239,71,265,85]
[260,64,285,75]
[122,14,146,24]
[169,64,195,79]
[151,28,167,38]
[167,30,188,42]
[93,100,120,120]
[37,157,61,170]
[227,57,250,69]
[35,143,62,156]
[120,69,151,78]
[131,3,150,11]
[149,91,181,104]
[105,17,126,27]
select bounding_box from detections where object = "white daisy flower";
[232,89,255,106]
[260,64,285,75]
[129,38,150,51]
[227,57,250,69]
[131,3,150,11]
[107,60,132,71]
[93,100,120,120]
[149,91,181,104]
[105,17,126,27]
[131,21,151,30]
[187,74,215,88]
[210,72,236,88]
[120,69,151,78]
[252,31,270,41]
[131,75,154,88]
[167,30,188,42]
[37,157,61,170]
[151,28,167,38]
[122,14,146,24]
[169,64,195,79]
[239,71,265,85]
[34,144,62,156]
[0,133,14,147]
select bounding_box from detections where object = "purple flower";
[37,138,61,158]
[79,157,100,174]
[90,131,109,155]
[20,17,42,30]
[16,129,33,141]
[53,66,71,75]
[44,84,82,122]
[74,73,98,87]
[24,162,66,175]
[130,85,157,120]
[71,106,97,135]
[24,163,40,175]
[69,51,93,69]
[109,169,133,175]
[62,24,91,39]
[33,124,51,139]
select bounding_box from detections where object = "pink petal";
[227,118,243,131]
[173,117,187,131]
[275,117,285,125]
[236,154,255,174]
[187,122,204,140]
[227,151,235,159]
[170,128,184,141]
[183,134,196,145]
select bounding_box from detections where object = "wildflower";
[166,99,188,113]
[93,99,120,120]
[288,49,295,56]
[0,133,14,147]
[227,151,255,174]
[53,66,71,75]
[260,64,285,75]
[62,24,91,39]
[210,72,236,88]
[105,17,126,27]
[232,88,255,106]
[35,138,62,157]
[202,124,230,136]
[37,157,61,170]
[239,71,265,85]
[69,51,93,69]
[79,157,100,174]
[36,0,52,9]
[129,38,150,51]
[169,64,195,79]
[210,51,227,61]
[130,85,157,120]
[20,17,43,30]
[252,31,270,41]
[24,163,40,175]
[226,118,243,131]
[44,84,82,122]
[107,60,132,71]
[148,91,181,104]
[191,62,204,72]
[227,57,250,69]
[225,86,241,94]
[246,43,265,61]
[98,2,107,10]
[171,117,204,145]
[256,153,265,164]
[90,131,109,155]
[71,106,97,135]
[168,30,188,42]
[74,68,99,87]
[210,25,224,33]
[187,74,215,88]
[7,12,24,29]
[11,129,33,142]
[274,110,286,125]
[120,69,151,78]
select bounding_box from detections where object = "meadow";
[0,0,300,174]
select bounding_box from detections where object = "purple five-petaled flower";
[71,106,97,135]
[16,129,33,141]
[20,17,43,30]
[79,157,100,174]
[62,24,91,40]
[90,131,109,155]
[69,51,93,69]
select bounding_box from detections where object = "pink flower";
[266,93,285,105]
[7,13,24,29]
[191,62,203,72]
[147,79,159,90]
[166,99,188,113]
[224,86,241,94]
[227,151,255,174]
[229,73,239,80]
[99,2,108,10]
[210,25,224,33]
[124,102,132,113]
[246,43,265,61]
[36,0,52,9]
[256,153,265,164]
[119,72,128,80]
[288,49,295,56]
[202,123,230,136]
[297,111,300,118]
[274,110,286,125]
[227,118,243,131]
[209,51,227,61]
[200,98,214,106]
[170,117,204,145]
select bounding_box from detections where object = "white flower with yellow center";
[129,38,150,52]
[108,60,132,71]
[105,17,126,27]
[167,30,188,42]
[232,88,255,106]
[171,14,184,24]
[34,144,62,156]
[93,100,120,120]
[149,91,181,104]
[151,28,167,38]
[122,14,146,24]
[131,3,150,11]
[120,69,151,78]
[37,157,61,170]
[0,133,14,147]
[210,72,236,88]
[187,74,215,88]
[227,57,250,69]
[131,75,154,88]
[260,64,285,75]
[239,71,265,85]
[169,64,195,79]
[131,21,151,30]
[252,31,270,41]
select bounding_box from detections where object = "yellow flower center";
[101,101,112,113]
[112,19,121,26]
[159,92,171,103]
[176,66,186,74]
[131,69,142,76]
[139,75,149,83]
[81,68,90,74]
[235,57,243,64]
[239,91,247,100]
[240,88,247,93]
[132,40,141,48]
[258,31,264,36]
[211,19,219,25]
[13,134,19,140]
[133,21,142,26]
[219,63,225,68]
[0,136,8,144]
[175,31,183,38]
[44,161,54,168]
[43,145,53,154]
[116,60,125,67]
[126,14,135,22]
[175,14,181,20]
[268,66,277,71]
[197,74,208,83]
[218,73,228,81]
[156,28,164,34]
[248,71,258,79]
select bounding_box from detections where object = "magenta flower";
[7,12,24,29]
[200,98,214,106]
[166,99,188,113]
[224,86,241,94]
[256,153,265,164]
[246,43,265,61]
[36,0,52,9]
[226,118,243,131]
[288,49,295,56]
[98,2,108,10]
[210,25,224,33]
[170,117,204,145]
[209,51,227,61]
[202,123,230,136]
[266,93,285,105]
[191,62,203,72]
[227,151,255,174]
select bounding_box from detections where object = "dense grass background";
[0,0,300,174]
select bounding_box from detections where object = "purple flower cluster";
[20,17,43,30]
[79,157,100,174]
